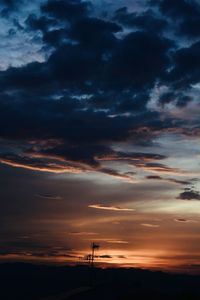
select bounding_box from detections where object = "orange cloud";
[141,223,160,228]
[0,159,83,174]
[88,204,135,211]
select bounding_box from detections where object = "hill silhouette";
[0,263,199,299]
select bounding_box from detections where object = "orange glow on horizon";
[1,247,199,274]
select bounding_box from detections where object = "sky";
[0,0,200,274]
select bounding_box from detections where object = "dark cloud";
[115,92,150,113]
[0,92,140,142]
[146,175,163,180]
[0,16,174,175]
[156,0,200,19]
[69,17,121,46]
[25,1,92,48]
[43,28,69,47]
[107,31,173,90]
[168,178,191,185]
[60,16,122,76]
[0,0,197,179]
[174,218,198,223]
[0,141,167,177]
[159,91,192,108]
[2,0,21,7]
[0,245,72,258]
[0,61,51,90]
[0,0,24,18]
[146,175,191,185]
[0,0,174,154]
[41,0,91,22]
[1,0,23,10]
[150,0,200,38]
[169,41,200,87]
[36,193,63,200]
[99,255,112,259]
[26,14,57,32]
[114,7,167,33]
[175,218,188,222]
[118,255,126,259]
[179,18,200,37]
[177,189,200,200]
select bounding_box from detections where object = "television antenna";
[90,242,100,267]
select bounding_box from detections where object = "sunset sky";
[0,0,200,274]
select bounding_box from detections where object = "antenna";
[90,242,100,267]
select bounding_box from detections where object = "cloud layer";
[0,0,200,273]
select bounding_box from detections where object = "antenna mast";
[91,242,100,267]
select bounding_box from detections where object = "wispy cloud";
[84,238,129,244]
[69,232,99,236]
[146,175,191,185]
[137,162,181,175]
[88,204,135,211]
[141,223,160,228]
[0,158,83,174]
[174,218,198,223]
[36,194,62,200]
[106,239,129,244]
[99,168,137,183]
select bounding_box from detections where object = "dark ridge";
[0,262,199,299]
